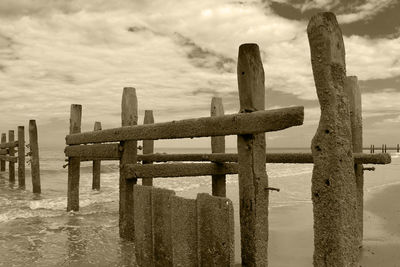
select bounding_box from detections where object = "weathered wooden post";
[0,133,6,171]
[384,144,387,153]
[9,130,15,183]
[381,144,384,153]
[372,144,375,153]
[308,12,358,266]
[18,126,25,189]
[397,144,399,153]
[120,87,138,240]
[211,97,226,197]
[344,76,364,248]
[142,110,154,186]
[92,121,102,190]
[237,43,268,266]
[29,120,41,194]
[67,105,82,211]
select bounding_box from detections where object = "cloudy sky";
[0,0,399,149]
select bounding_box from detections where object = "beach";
[0,149,399,266]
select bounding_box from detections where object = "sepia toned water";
[0,147,399,266]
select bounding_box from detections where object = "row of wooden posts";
[0,120,41,193]
[369,144,400,153]
[63,12,392,267]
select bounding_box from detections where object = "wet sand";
[179,177,400,266]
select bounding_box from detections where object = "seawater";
[0,147,399,266]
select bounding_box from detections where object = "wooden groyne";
[368,144,399,153]
[0,120,41,193]
[63,12,392,267]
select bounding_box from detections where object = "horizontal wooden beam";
[137,152,390,164]
[65,143,121,158]
[66,106,304,145]
[0,141,18,149]
[0,155,17,162]
[354,153,391,164]
[124,163,238,179]
[64,147,391,165]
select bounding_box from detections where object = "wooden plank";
[67,106,81,211]
[119,87,138,240]
[142,110,154,186]
[18,126,25,189]
[345,76,364,248]
[0,155,17,162]
[171,196,198,266]
[133,185,153,266]
[211,97,226,197]
[64,150,391,165]
[152,187,175,266]
[197,193,234,266]
[308,12,358,266]
[0,133,6,171]
[237,43,268,266]
[66,106,304,145]
[124,163,238,179]
[8,130,15,183]
[92,122,102,190]
[0,140,18,149]
[65,143,121,158]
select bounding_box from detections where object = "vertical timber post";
[8,130,15,183]
[345,76,364,248]
[29,120,41,194]
[211,97,226,197]
[92,121,102,190]
[237,43,268,266]
[372,145,374,153]
[142,110,154,186]
[308,12,358,266]
[0,133,5,171]
[67,105,81,211]
[18,126,25,189]
[397,144,399,153]
[119,87,138,240]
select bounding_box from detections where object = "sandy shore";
[177,178,400,266]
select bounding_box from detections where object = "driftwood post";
[237,43,268,266]
[92,121,102,190]
[397,144,399,153]
[18,126,25,189]
[345,76,364,247]
[119,87,138,240]
[29,120,41,194]
[211,97,226,197]
[308,12,358,265]
[8,130,15,183]
[142,110,154,186]
[67,105,82,211]
[0,133,5,171]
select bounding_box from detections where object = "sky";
[0,0,399,149]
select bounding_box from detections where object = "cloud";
[0,0,398,148]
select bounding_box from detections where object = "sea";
[0,147,399,266]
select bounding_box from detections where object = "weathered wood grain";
[211,97,226,197]
[92,121,102,190]
[67,106,81,210]
[142,110,154,186]
[8,130,15,183]
[66,107,304,145]
[18,126,25,189]
[237,43,268,266]
[119,87,138,240]
[124,163,238,179]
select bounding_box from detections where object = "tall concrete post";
[307,12,358,266]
